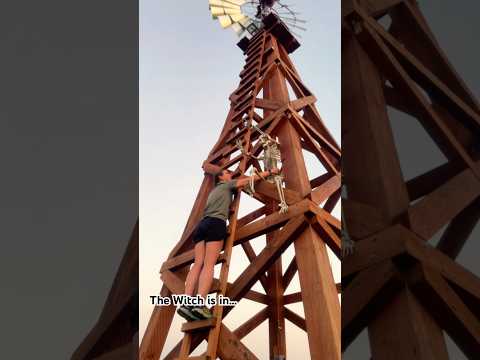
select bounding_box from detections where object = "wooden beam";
[341,225,409,278]
[254,180,302,206]
[342,198,387,239]
[311,174,341,205]
[369,285,449,360]
[408,264,480,358]
[241,241,270,292]
[235,199,310,244]
[342,260,402,350]
[255,98,283,110]
[404,235,480,307]
[310,214,341,259]
[284,307,306,331]
[233,307,269,339]
[407,168,480,240]
[437,197,480,259]
[237,205,268,228]
[227,215,308,301]
[357,17,478,175]
[217,324,260,360]
[342,29,410,220]
[406,160,464,201]
[342,0,403,19]
[294,225,341,359]
[283,292,302,304]
[282,256,297,291]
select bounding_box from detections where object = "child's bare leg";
[184,241,205,296]
[197,240,224,301]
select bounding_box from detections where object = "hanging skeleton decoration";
[341,173,355,257]
[235,124,288,214]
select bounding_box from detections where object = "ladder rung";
[181,317,217,332]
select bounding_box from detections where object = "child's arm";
[234,168,280,189]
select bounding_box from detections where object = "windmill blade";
[218,15,234,28]
[211,6,243,16]
[209,0,241,9]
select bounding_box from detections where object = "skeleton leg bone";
[274,174,288,214]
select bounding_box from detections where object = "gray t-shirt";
[202,179,237,221]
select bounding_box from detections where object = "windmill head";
[208,0,306,40]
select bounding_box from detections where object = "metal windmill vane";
[209,0,306,39]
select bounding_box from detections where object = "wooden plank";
[308,202,341,230]
[342,0,403,19]
[284,307,306,331]
[282,256,297,291]
[161,270,186,295]
[217,324,259,360]
[140,282,183,360]
[290,95,317,111]
[289,111,338,174]
[265,202,287,359]
[283,292,302,304]
[342,260,402,350]
[254,98,283,110]
[342,29,410,220]
[74,223,138,360]
[408,264,480,358]
[294,225,340,359]
[235,199,310,244]
[311,174,340,205]
[404,235,480,305]
[369,285,449,360]
[311,214,341,259]
[342,198,387,239]
[406,160,464,201]
[388,2,480,132]
[237,206,268,228]
[437,197,480,259]
[357,18,479,175]
[323,188,341,213]
[310,173,332,189]
[394,1,480,112]
[241,241,269,292]
[383,84,420,118]
[233,307,269,339]
[294,110,341,158]
[181,318,217,332]
[254,180,302,206]
[341,225,409,278]
[407,168,480,240]
[227,215,308,301]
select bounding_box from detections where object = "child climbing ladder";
[176,166,280,322]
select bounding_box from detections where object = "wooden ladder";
[175,193,241,360]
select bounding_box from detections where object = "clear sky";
[140,0,340,357]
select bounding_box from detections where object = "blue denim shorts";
[192,216,227,243]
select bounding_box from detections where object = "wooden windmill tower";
[140,1,341,359]
[342,0,480,358]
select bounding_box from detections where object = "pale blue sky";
[140,1,340,357]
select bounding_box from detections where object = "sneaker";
[191,305,214,319]
[177,305,202,321]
